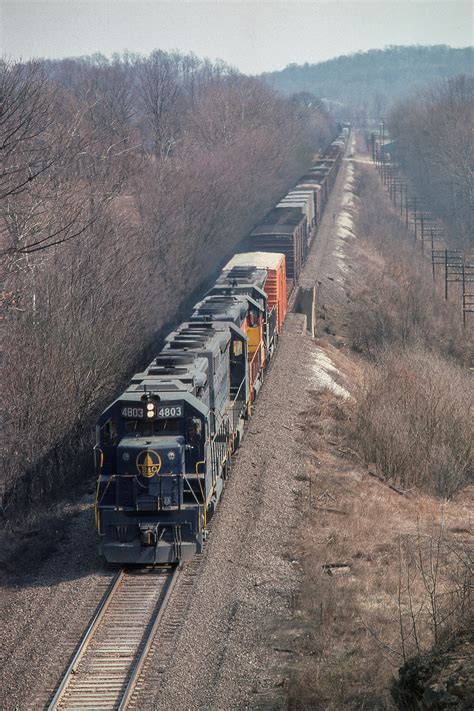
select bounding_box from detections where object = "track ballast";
[47,565,179,711]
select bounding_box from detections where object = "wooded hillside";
[263,45,473,118]
[0,52,335,514]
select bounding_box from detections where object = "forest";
[263,45,473,119]
[0,52,335,514]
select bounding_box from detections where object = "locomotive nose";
[117,436,185,512]
[118,436,185,478]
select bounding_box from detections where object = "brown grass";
[286,152,473,709]
[349,348,473,497]
[343,160,473,499]
[347,167,473,367]
[287,387,472,710]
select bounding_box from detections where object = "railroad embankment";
[284,136,473,710]
[1,133,471,711]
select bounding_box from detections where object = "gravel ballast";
[0,499,114,710]
[131,142,354,710]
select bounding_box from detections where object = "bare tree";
[389,75,473,247]
[1,51,335,514]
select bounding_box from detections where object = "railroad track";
[47,565,180,711]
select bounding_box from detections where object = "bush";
[350,348,473,496]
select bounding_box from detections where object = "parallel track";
[47,565,179,711]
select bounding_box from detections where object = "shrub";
[350,348,473,496]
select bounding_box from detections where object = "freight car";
[250,206,307,285]
[94,133,347,564]
[277,192,316,246]
[284,189,318,231]
[294,182,323,223]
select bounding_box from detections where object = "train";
[94,129,349,565]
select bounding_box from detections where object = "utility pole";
[463,264,467,327]
[431,228,435,279]
[405,185,409,229]
[445,249,449,299]
[413,197,417,241]
[380,118,385,178]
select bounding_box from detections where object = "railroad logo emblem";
[136,450,161,478]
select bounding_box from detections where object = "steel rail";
[47,569,125,711]
[118,563,181,710]
[47,565,179,711]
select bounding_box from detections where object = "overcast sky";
[1,0,472,74]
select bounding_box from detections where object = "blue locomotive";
[94,251,288,564]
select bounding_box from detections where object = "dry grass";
[349,348,473,497]
[345,163,473,499]
[347,168,473,367]
[286,153,473,709]
[287,387,472,710]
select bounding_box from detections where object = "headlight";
[146,403,155,412]
[167,451,176,461]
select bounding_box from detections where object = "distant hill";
[262,45,473,117]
